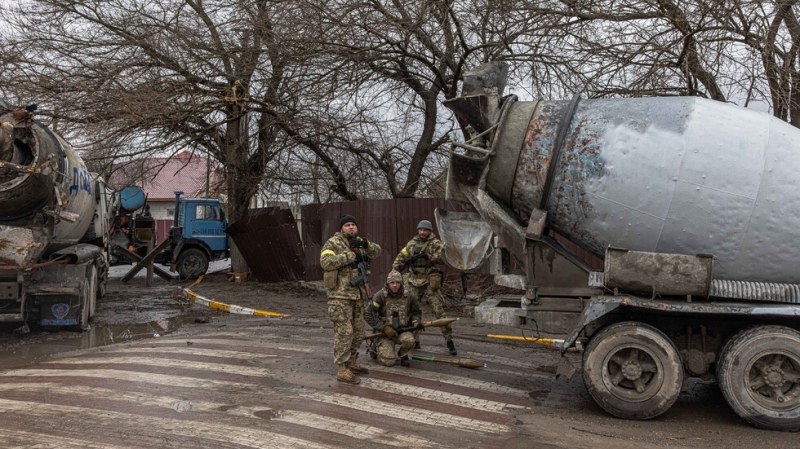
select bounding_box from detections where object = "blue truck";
[111,189,229,279]
[167,191,229,278]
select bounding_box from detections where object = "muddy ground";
[0,266,797,448]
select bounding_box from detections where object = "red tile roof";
[110,151,217,200]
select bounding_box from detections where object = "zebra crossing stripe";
[295,390,510,434]
[368,364,532,398]
[1,368,255,389]
[102,346,285,360]
[0,384,431,447]
[0,428,132,449]
[0,398,335,449]
[144,338,313,353]
[359,377,525,413]
[46,356,274,377]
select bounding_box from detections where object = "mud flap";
[555,355,578,380]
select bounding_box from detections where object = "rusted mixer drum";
[485,96,800,283]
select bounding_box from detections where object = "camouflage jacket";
[365,287,421,333]
[392,233,443,287]
[320,232,381,300]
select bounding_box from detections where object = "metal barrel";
[486,96,800,284]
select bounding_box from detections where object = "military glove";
[349,236,368,249]
[383,325,398,339]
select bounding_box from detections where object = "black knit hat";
[339,214,357,229]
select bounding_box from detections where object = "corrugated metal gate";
[227,208,305,282]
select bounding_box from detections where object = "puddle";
[0,315,201,370]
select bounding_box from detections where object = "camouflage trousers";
[406,283,452,341]
[327,297,365,365]
[375,332,416,367]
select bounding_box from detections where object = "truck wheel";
[582,321,683,420]
[717,325,800,431]
[177,248,209,279]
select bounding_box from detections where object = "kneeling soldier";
[366,270,422,367]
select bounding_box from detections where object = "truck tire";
[177,248,209,279]
[717,325,800,431]
[582,321,683,420]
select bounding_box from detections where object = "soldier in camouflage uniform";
[392,219,457,355]
[365,270,422,367]
[320,214,381,384]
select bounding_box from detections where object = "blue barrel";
[119,186,145,211]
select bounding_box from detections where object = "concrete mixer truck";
[438,62,800,430]
[0,102,114,330]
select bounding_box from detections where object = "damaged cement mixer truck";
[437,62,800,430]
[0,102,113,330]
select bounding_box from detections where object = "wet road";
[1,272,798,448]
[0,318,544,448]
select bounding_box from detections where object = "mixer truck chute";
[439,62,800,430]
[0,102,113,330]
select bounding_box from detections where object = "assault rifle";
[349,260,373,297]
[400,247,428,273]
[364,318,457,340]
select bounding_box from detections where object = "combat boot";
[446,339,457,356]
[347,353,370,375]
[337,364,361,385]
[398,349,411,367]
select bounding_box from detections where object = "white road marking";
[272,410,435,448]
[97,346,285,360]
[368,364,533,397]
[48,356,273,378]
[360,377,525,413]
[0,383,433,447]
[0,429,132,449]
[144,338,313,353]
[295,390,510,434]
[1,369,256,389]
[0,398,336,449]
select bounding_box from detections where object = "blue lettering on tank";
[69,167,93,194]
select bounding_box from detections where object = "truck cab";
[169,191,229,279]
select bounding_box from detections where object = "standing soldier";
[320,214,381,384]
[392,219,457,355]
[365,270,422,367]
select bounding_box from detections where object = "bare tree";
[293,0,543,198]
[2,0,313,272]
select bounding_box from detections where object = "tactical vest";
[383,291,409,328]
[409,243,431,272]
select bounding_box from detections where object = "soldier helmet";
[417,220,433,231]
[386,270,403,284]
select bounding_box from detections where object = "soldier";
[320,214,381,384]
[392,219,457,355]
[365,270,422,367]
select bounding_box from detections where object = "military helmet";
[386,270,403,284]
[417,220,433,231]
